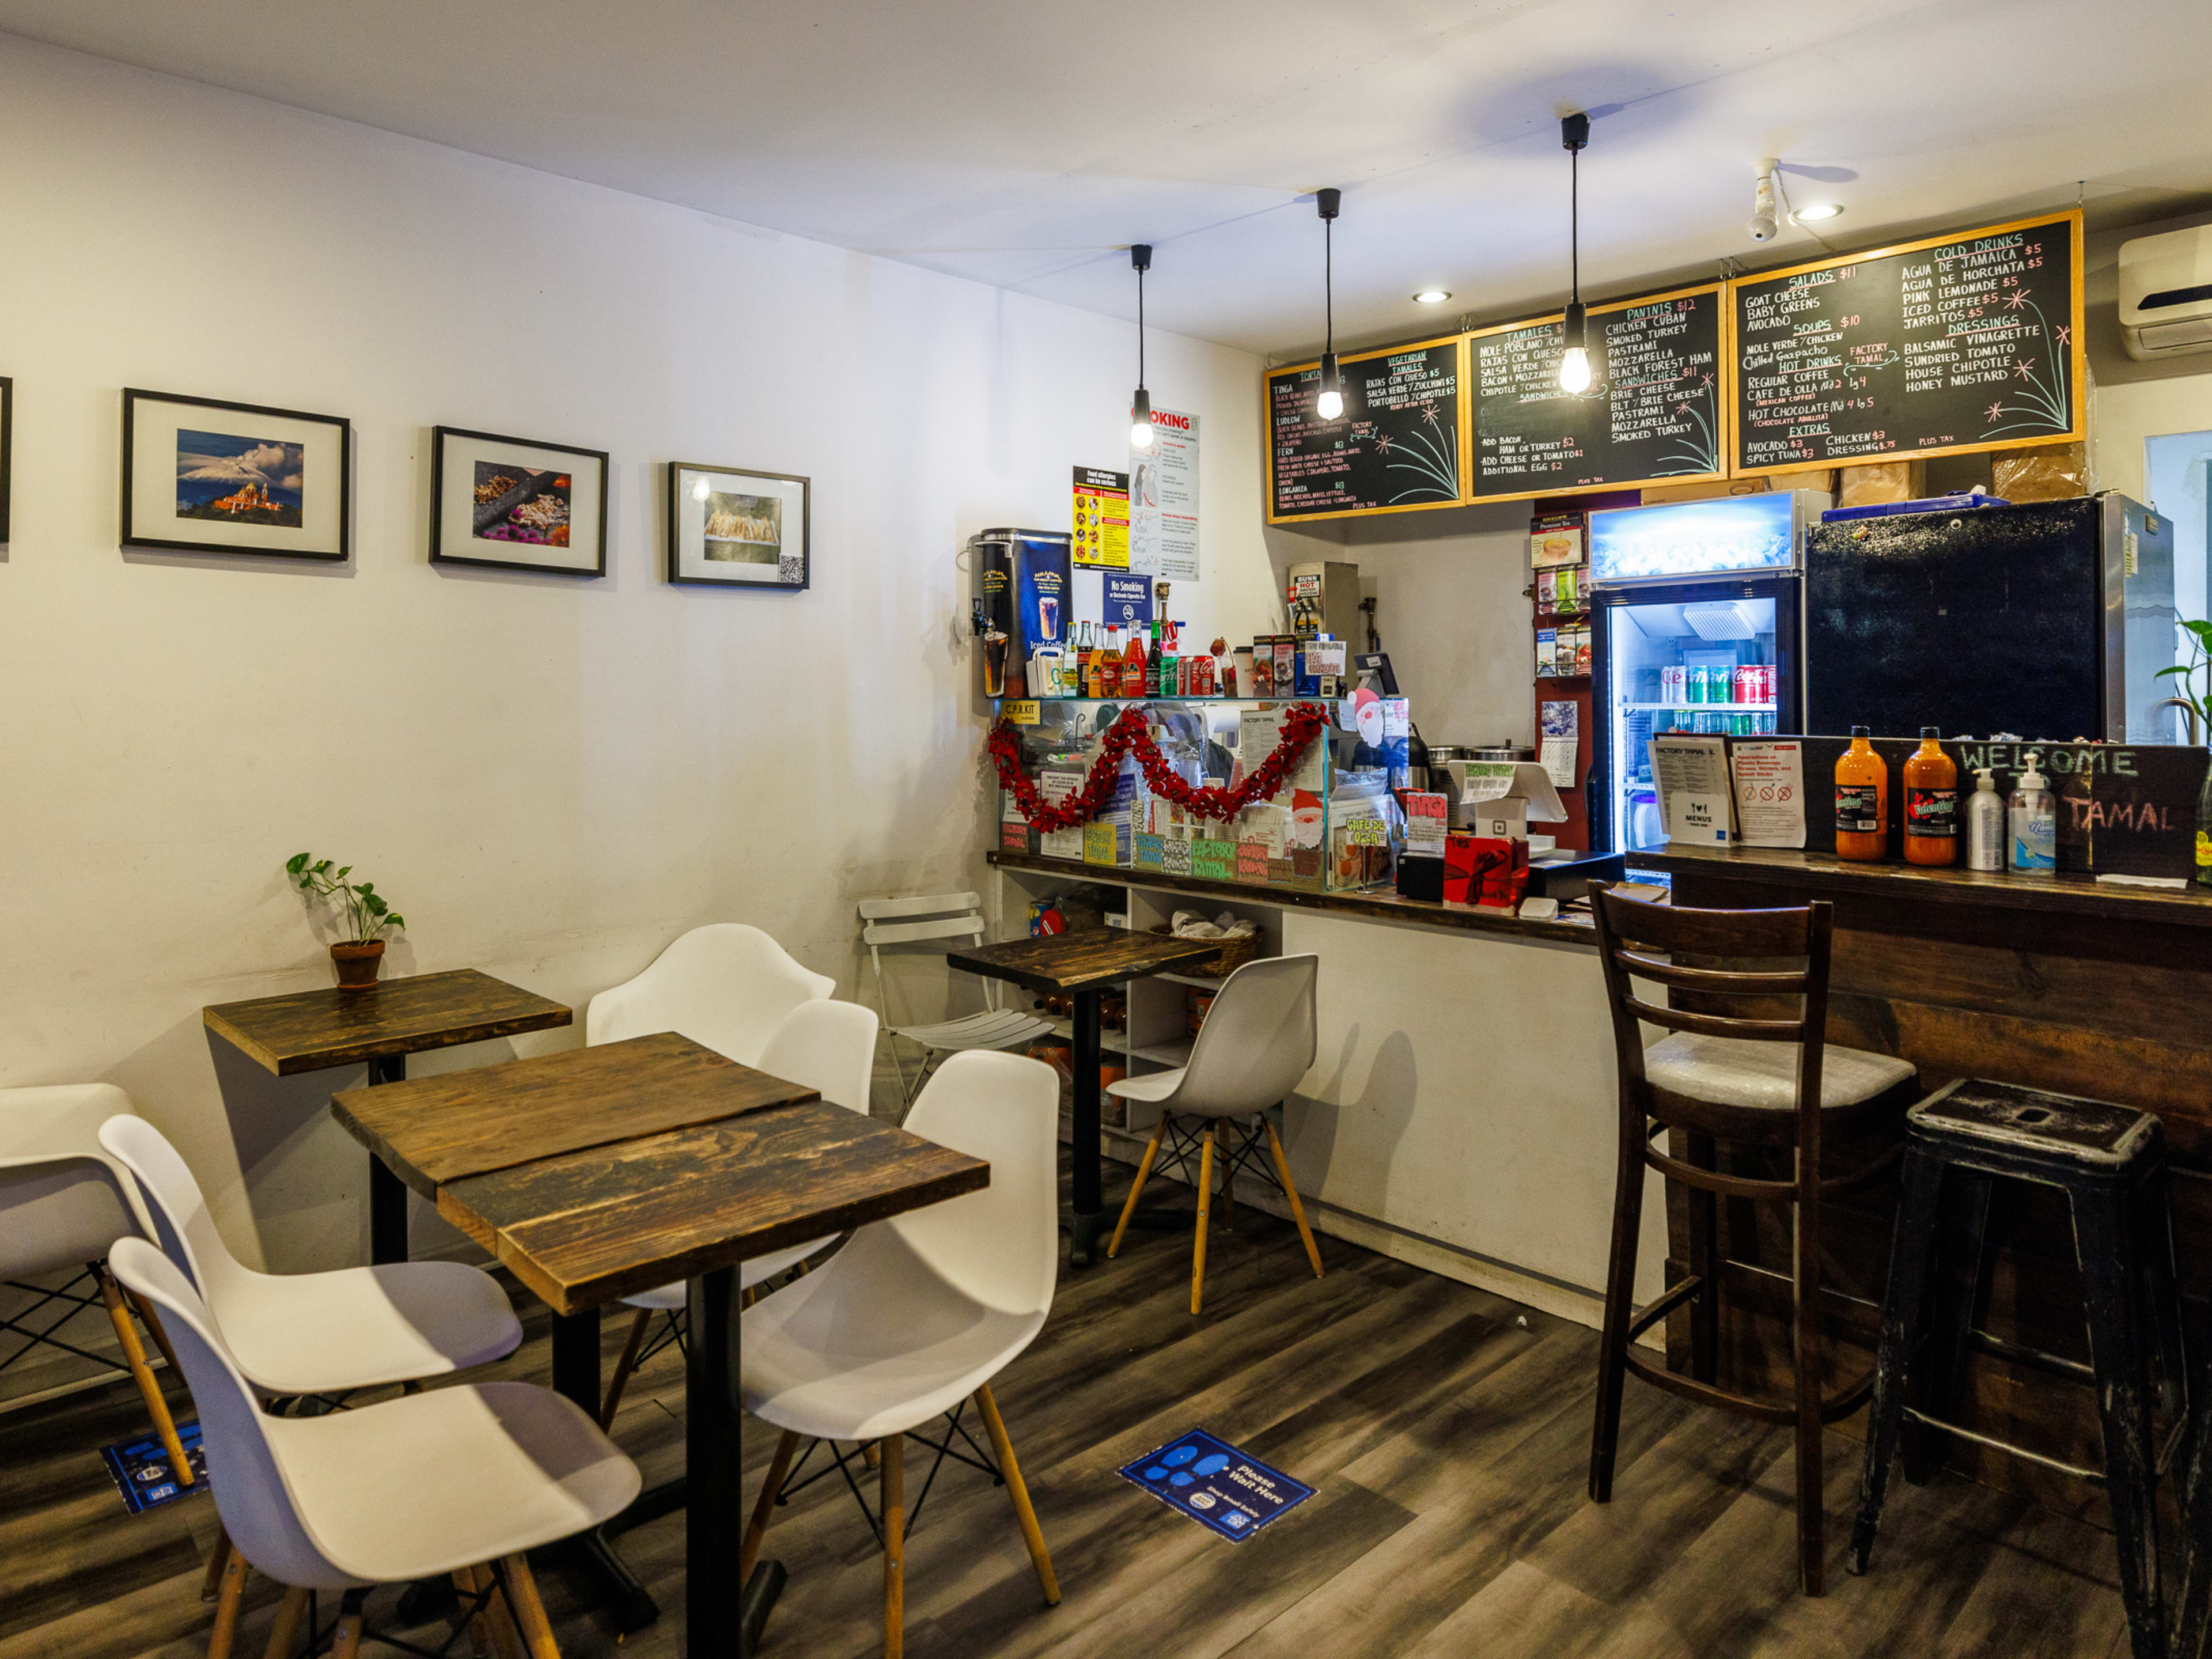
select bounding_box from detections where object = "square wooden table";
[205,968,571,1263]
[333,1032,991,1659]
[945,929,1219,1264]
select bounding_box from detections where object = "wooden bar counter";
[1637,843,2212,1516]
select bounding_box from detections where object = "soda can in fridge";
[1733,665,1752,706]
[1684,666,1703,704]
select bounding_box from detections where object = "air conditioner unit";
[2120,223,2212,361]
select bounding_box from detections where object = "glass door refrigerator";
[1588,494,1825,855]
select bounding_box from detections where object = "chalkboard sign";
[1467,284,1728,504]
[1267,336,1469,523]
[1730,211,2084,477]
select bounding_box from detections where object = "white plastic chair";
[1105,954,1325,1313]
[110,1237,637,1659]
[586,922,833,1065]
[861,893,1053,1102]
[738,1048,1063,1657]
[0,1084,191,1486]
[99,1115,522,1397]
[597,998,881,1427]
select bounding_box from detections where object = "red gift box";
[1472,838,1529,911]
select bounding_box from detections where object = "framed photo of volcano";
[122,388,350,560]
[430,426,608,577]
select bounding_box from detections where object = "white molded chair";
[99,1115,522,1397]
[587,922,833,1065]
[597,998,881,1427]
[739,1048,1063,1658]
[0,1084,191,1485]
[111,1238,638,1659]
[861,893,1053,1103]
[1105,954,1325,1314]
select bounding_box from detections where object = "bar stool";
[1851,1080,2186,1659]
[1588,889,1921,1596]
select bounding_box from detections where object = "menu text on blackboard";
[1267,338,1468,522]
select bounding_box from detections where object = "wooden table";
[206,969,571,1264]
[334,1032,990,1659]
[946,928,1220,1264]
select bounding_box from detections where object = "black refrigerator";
[1804,495,2176,745]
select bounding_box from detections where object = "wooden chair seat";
[1645,1031,1915,1113]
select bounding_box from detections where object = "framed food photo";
[429,426,608,577]
[121,388,350,560]
[666,461,809,590]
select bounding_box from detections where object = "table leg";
[1069,989,1106,1267]
[547,1308,659,1633]
[365,1055,410,1266]
[691,1266,780,1658]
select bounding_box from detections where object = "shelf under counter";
[986,849,1596,946]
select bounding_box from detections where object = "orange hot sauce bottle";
[1903,726,1959,866]
[1834,726,1887,861]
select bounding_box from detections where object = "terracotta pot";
[330,939,385,988]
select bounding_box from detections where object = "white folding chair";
[0,1084,190,1483]
[587,922,832,1066]
[111,1238,638,1659]
[739,1048,1063,1658]
[860,892,1054,1103]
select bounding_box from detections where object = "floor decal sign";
[103,1419,209,1513]
[1118,1427,1314,1542]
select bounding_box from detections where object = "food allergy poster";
[1130,405,1200,581]
[1729,210,2084,475]
[1073,467,1130,569]
[1119,1428,1314,1541]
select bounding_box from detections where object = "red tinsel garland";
[988,703,1328,834]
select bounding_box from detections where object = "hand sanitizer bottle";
[1966,767,2005,871]
[2008,751,2056,878]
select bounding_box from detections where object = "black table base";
[364,1054,410,1266]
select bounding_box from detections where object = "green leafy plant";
[2155,620,2212,743]
[285,853,406,945]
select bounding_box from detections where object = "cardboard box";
[1993,442,2088,503]
[1837,460,1926,508]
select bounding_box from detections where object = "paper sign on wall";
[1129,407,1200,581]
[1073,467,1130,569]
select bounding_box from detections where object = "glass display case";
[993,699,1403,894]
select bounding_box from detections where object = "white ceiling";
[5,0,2211,359]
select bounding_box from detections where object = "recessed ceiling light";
[1413,289,1452,304]
[1793,202,1843,222]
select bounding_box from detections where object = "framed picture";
[0,376,12,543]
[121,388,350,560]
[430,426,608,577]
[666,461,810,590]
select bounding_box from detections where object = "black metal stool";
[1851,1079,2187,1659]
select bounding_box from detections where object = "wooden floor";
[0,1164,2133,1659]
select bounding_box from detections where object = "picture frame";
[0,376,13,543]
[430,426,608,577]
[666,461,810,590]
[120,388,351,561]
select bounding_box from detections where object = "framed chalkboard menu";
[1730,210,2084,477]
[1466,283,1729,505]
[1267,335,1469,523]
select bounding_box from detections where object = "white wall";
[0,37,1281,1275]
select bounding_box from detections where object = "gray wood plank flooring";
[0,1154,2130,1659]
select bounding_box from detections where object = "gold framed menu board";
[1466,282,1729,505]
[1266,335,1471,524]
[1729,209,2085,478]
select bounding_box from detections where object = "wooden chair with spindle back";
[1588,886,1921,1596]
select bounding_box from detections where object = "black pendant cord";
[1137,262,1146,392]
[1324,214,1334,357]
[1570,142,1580,308]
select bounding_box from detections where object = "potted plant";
[285,853,407,987]
[2155,620,2212,887]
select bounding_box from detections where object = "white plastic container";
[1967,767,2005,871]
[2008,751,2056,878]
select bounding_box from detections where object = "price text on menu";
[1729,210,2083,475]
[1469,285,1726,502]
[1267,339,1467,522]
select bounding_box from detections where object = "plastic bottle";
[1903,728,1959,866]
[1965,767,2005,872]
[1834,726,1888,861]
[2009,751,2056,878]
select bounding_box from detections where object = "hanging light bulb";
[1314,188,1344,421]
[1128,244,1155,450]
[1559,113,1591,395]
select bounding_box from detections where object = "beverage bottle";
[1120,626,1146,698]
[1092,628,1118,698]
[1145,621,1162,698]
[1903,727,1958,866]
[1834,726,1887,861]
[1966,766,2005,871]
[1078,621,1096,692]
[2009,751,2056,878]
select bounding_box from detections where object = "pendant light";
[1128,244,1155,450]
[1558,113,1592,394]
[1315,188,1344,420]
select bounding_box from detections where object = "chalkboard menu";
[1730,210,2084,476]
[1467,284,1728,504]
[1267,336,1468,523]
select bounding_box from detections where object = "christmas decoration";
[988,703,1327,835]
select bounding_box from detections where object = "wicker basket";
[1147,923,1263,980]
